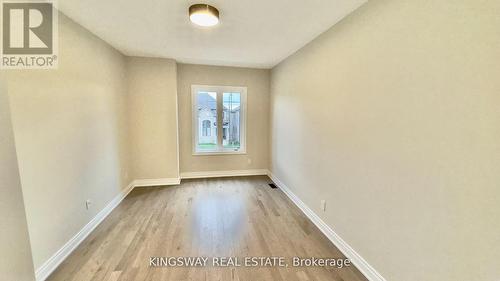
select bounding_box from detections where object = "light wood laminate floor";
[48,176,368,281]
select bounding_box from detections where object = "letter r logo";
[2,2,53,54]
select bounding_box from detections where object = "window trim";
[191,85,247,156]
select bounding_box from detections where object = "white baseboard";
[35,181,135,281]
[180,169,269,179]
[268,172,386,281]
[132,177,180,187]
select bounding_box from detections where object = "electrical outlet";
[85,199,92,210]
[320,200,326,212]
[247,158,252,165]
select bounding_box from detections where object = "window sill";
[192,150,247,156]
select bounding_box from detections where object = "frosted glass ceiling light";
[189,4,219,27]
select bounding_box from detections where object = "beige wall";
[270,0,500,280]
[177,64,270,173]
[127,57,179,180]
[5,14,130,269]
[0,75,35,281]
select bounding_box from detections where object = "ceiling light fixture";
[189,4,219,27]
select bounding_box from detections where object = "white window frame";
[191,85,247,155]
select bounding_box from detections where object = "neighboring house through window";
[192,85,247,154]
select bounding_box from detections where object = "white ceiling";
[59,0,366,68]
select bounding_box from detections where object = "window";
[192,85,247,155]
[202,120,211,136]
[223,92,241,149]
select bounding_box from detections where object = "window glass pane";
[222,92,241,150]
[197,92,217,151]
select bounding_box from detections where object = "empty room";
[1,0,499,280]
